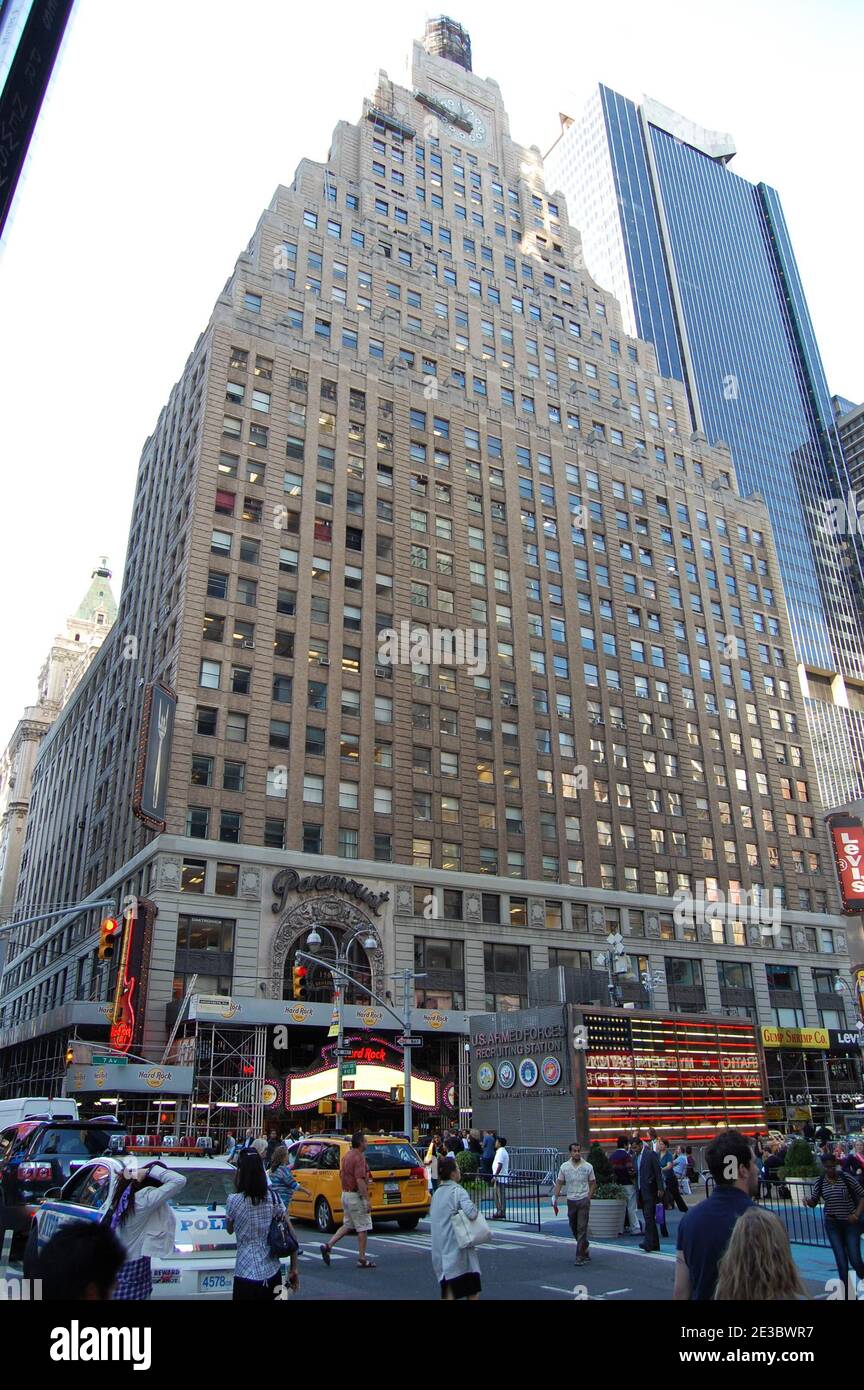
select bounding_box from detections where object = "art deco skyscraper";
[545,89,864,806]
[1,23,859,1131]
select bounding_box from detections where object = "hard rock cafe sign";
[271,868,390,916]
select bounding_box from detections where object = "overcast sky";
[1,0,861,744]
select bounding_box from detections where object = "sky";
[0,0,861,743]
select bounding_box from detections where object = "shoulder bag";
[450,1187,492,1250]
[267,1193,299,1258]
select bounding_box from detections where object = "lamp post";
[595,931,628,1006]
[299,921,378,1133]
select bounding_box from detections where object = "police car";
[24,1153,240,1299]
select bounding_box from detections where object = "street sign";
[90,1055,125,1065]
[397,1035,423,1047]
[341,1061,357,1076]
[333,1046,353,1058]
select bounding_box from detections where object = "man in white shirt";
[552,1143,597,1265]
[491,1136,510,1219]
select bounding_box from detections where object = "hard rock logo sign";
[423,1011,447,1030]
[286,1004,313,1024]
[358,1007,382,1027]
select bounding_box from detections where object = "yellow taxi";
[285,1134,430,1234]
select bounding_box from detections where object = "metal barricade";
[507,1146,567,1185]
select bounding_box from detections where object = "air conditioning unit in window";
[591,716,605,726]
[241,640,255,649]
[375,665,390,677]
[776,755,787,764]
[318,657,331,666]
[500,694,514,706]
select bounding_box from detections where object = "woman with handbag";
[226,1150,299,1301]
[430,1156,489,1300]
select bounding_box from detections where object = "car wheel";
[397,1216,420,1231]
[315,1197,336,1235]
[22,1226,39,1280]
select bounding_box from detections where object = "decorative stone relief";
[590,908,605,934]
[529,899,546,930]
[748,926,762,948]
[395,885,413,915]
[836,932,846,953]
[155,856,182,891]
[240,867,261,899]
[269,896,386,1002]
[646,914,660,939]
[698,922,713,944]
[794,928,808,952]
[464,893,482,922]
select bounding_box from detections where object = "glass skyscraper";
[546,86,864,805]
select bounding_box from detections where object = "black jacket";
[635,1146,663,1199]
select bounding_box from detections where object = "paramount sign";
[271,869,390,916]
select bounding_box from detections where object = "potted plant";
[778,1138,821,1207]
[586,1143,626,1237]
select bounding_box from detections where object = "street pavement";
[3,1208,837,1300]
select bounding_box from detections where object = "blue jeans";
[825,1216,864,1296]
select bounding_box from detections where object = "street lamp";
[294,925,422,1138]
[595,932,629,1006]
[294,921,380,1133]
[834,977,864,1031]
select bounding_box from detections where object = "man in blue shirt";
[673,1130,759,1300]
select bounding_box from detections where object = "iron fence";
[705,1175,828,1248]
[461,1176,542,1230]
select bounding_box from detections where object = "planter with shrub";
[587,1182,627,1237]
[777,1138,821,1206]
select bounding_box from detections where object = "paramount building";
[1,19,861,1136]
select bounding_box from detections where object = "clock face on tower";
[436,93,489,147]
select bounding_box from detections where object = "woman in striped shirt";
[805,1152,864,1298]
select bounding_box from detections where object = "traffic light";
[292,964,308,1000]
[98,916,121,962]
[65,1042,75,1066]
[390,1086,405,1103]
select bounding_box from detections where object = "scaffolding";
[174,1019,268,1149]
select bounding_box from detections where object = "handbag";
[267,1195,299,1258]
[450,1190,492,1250]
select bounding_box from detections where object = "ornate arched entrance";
[269,895,385,1003]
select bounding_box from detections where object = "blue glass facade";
[586,86,864,683]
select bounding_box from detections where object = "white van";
[0,1096,79,1128]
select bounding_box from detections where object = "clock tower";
[408,19,511,162]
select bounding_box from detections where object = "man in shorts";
[320,1131,376,1269]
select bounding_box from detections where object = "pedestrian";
[320,1131,376,1269]
[479,1129,496,1180]
[430,1156,483,1300]
[491,1136,510,1220]
[610,1135,641,1236]
[552,1142,596,1265]
[265,1129,281,1164]
[685,1145,698,1188]
[110,1159,187,1300]
[251,1128,269,1159]
[269,1143,304,1210]
[425,1131,442,1192]
[634,1136,664,1252]
[673,1144,691,1197]
[226,1150,298,1301]
[38,1221,126,1300]
[842,1141,864,1180]
[658,1137,688,1213]
[805,1151,864,1299]
[713,1207,808,1301]
[467,1129,483,1157]
[224,1131,238,1163]
[673,1130,759,1301]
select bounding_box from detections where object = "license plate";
[198,1271,232,1292]
[384,1181,400,1202]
